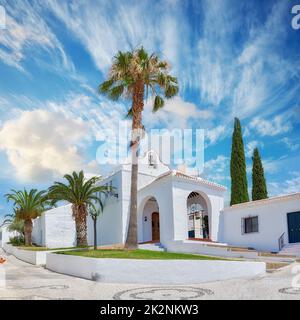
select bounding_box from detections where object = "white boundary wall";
[46,253,265,284]
[3,243,49,265]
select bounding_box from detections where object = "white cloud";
[202,155,230,184]
[0,109,95,182]
[261,158,280,175]
[144,96,213,129]
[205,125,227,146]
[248,115,292,137]
[205,155,228,173]
[245,140,264,158]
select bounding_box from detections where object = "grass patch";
[17,246,48,251]
[57,249,225,260]
[266,262,290,271]
[16,245,90,251]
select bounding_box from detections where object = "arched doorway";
[141,197,160,243]
[187,192,209,240]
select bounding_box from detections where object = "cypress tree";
[230,118,249,205]
[252,148,268,201]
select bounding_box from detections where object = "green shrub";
[9,235,25,246]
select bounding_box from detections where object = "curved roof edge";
[140,169,227,192]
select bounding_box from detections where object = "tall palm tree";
[48,171,110,247]
[99,47,179,249]
[5,189,50,246]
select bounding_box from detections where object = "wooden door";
[152,212,160,242]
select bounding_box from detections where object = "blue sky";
[0,0,299,218]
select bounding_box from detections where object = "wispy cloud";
[202,154,230,185]
[245,140,264,158]
[247,115,293,137]
[280,137,299,152]
[269,171,300,196]
[45,0,189,77]
[0,0,74,73]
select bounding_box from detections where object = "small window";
[242,216,259,234]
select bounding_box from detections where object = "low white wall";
[166,240,259,259]
[221,194,300,252]
[3,243,48,265]
[46,253,265,284]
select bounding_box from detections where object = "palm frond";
[98,46,179,120]
[153,95,165,112]
[99,79,114,94]
[108,84,125,101]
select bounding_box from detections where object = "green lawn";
[16,246,90,251]
[57,249,225,260]
[16,246,48,251]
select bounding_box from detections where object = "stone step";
[279,243,300,257]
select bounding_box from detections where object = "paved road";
[0,249,300,300]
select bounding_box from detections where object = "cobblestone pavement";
[0,249,300,300]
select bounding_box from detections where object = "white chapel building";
[29,150,300,256]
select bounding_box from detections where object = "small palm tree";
[99,47,178,249]
[1,212,15,227]
[48,171,110,247]
[5,189,50,246]
[7,218,24,236]
[1,210,25,238]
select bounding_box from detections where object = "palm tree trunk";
[24,219,33,246]
[125,80,144,250]
[93,217,97,250]
[72,204,88,247]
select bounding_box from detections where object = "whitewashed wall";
[87,171,123,246]
[170,178,225,242]
[221,195,300,252]
[32,216,43,245]
[32,205,76,249]
[46,252,266,284]
[137,173,226,246]
[87,196,123,247]
[44,205,76,248]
